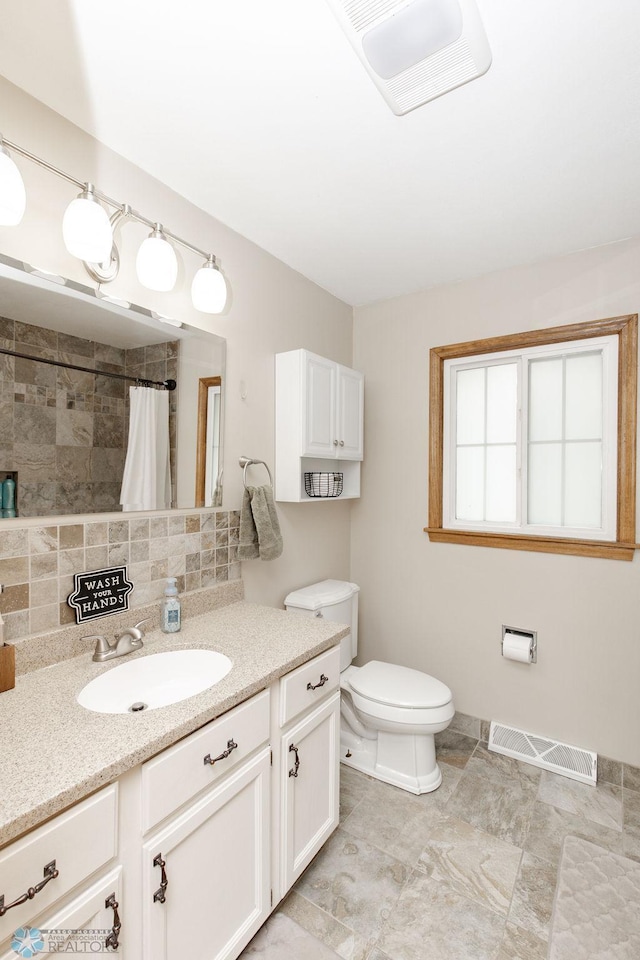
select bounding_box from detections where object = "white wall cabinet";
[276,349,364,501]
[0,647,340,960]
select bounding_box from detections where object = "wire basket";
[304,472,344,498]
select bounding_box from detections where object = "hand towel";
[238,484,283,561]
[238,487,260,560]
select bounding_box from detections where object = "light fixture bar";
[1,136,219,266]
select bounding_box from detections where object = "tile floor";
[241,729,640,960]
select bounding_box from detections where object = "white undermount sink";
[77,649,233,714]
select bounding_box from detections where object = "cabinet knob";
[333,439,338,446]
[339,440,344,446]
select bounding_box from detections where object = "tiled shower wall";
[0,509,240,642]
[0,314,177,516]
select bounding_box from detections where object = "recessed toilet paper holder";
[501,625,537,663]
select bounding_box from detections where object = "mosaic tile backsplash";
[0,509,240,642]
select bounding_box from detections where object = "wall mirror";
[0,253,225,518]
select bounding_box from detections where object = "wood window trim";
[195,375,222,508]
[425,315,638,561]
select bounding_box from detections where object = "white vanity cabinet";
[0,785,120,958]
[0,643,342,960]
[275,348,364,501]
[140,691,271,960]
[273,646,341,900]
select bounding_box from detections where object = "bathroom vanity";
[0,598,346,959]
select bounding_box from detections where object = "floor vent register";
[488,721,597,785]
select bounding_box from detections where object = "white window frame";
[426,315,638,562]
[442,335,619,541]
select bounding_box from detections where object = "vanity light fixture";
[136,223,178,292]
[0,135,228,314]
[62,183,113,263]
[191,255,227,314]
[0,139,26,225]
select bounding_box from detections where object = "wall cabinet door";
[336,365,364,460]
[280,692,340,892]
[303,353,337,457]
[142,749,270,960]
[302,355,364,460]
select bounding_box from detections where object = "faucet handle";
[132,618,151,637]
[86,635,113,661]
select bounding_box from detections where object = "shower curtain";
[120,386,172,512]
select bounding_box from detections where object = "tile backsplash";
[0,509,240,641]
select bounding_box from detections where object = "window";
[426,316,638,560]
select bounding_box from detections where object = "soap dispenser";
[161,577,181,633]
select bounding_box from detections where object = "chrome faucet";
[88,619,151,663]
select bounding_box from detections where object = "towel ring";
[239,456,273,490]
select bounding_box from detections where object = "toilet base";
[340,722,443,795]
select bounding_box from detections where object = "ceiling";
[0,0,639,307]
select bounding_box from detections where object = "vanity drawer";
[0,784,117,944]
[279,645,340,727]
[141,689,270,831]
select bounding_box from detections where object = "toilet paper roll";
[502,631,533,663]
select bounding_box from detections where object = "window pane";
[528,443,562,525]
[456,368,485,444]
[456,446,484,521]
[565,353,602,440]
[564,441,602,528]
[486,445,517,522]
[529,358,563,441]
[486,363,518,443]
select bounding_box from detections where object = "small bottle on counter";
[161,577,181,633]
[2,477,15,511]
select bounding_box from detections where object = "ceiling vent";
[324,0,492,115]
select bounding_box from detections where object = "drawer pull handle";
[153,853,168,904]
[289,743,300,778]
[105,893,121,950]
[0,860,59,917]
[307,673,329,691]
[204,738,238,766]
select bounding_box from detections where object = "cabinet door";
[336,365,364,460]
[303,353,337,457]
[0,868,123,960]
[280,693,340,892]
[142,749,270,960]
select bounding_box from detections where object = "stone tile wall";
[0,314,177,515]
[0,509,240,642]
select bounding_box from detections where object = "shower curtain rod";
[0,346,177,390]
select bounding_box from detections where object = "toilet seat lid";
[349,661,452,709]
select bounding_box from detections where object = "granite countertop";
[0,600,348,848]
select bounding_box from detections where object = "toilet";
[284,579,454,794]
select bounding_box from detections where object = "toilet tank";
[284,579,359,672]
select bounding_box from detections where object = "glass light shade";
[62,190,113,263]
[136,231,178,292]
[362,0,463,80]
[0,147,26,225]
[191,261,227,313]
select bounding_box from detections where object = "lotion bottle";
[161,577,181,633]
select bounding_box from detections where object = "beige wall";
[0,77,354,612]
[352,236,640,766]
